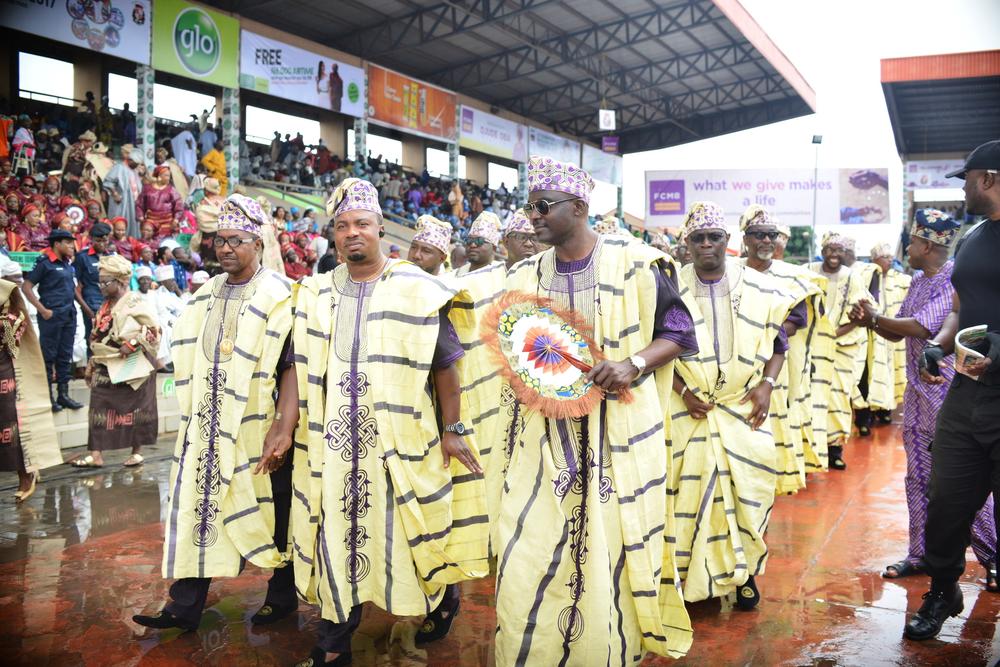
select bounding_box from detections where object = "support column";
[447,142,459,181]
[517,162,528,206]
[135,64,155,167]
[222,87,240,185]
[353,117,367,164]
[617,186,624,220]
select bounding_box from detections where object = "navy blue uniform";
[73,247,112,348]
[26,249,78,384]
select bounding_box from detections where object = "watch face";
[451,422,465,434]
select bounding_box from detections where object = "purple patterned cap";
[739,205,776,232]
[526,155,595,205]
[218,194,267,235]
[821,231,847,249]
[504,209,534,237]
[469,211,502,247]
[326,178,382,219]
[412,215,453,256]
[681,201,727,236]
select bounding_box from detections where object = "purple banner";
[648,179,685,216]
[602,136,619,154]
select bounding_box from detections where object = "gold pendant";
[220,338,234,355]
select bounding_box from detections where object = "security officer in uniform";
[21,229,85,412]
[73,222,114,349]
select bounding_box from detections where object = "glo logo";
[173,8,221,76]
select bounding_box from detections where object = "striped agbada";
[669,260,794,602]
[852,261,904,414]
[163,269,293,579]
[290,260,489,625]
[494,237,695,665]
[884,268,912,405]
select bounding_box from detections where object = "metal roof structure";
[210,0,815,153]
[881,50,1000,156]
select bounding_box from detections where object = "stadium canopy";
[207,0,815,153]
[881,49,1000,156]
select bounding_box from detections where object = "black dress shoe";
[132,609,198,631]
[251,601,297,625]
[828,445,847,471]
[293,647,352,667]
[416,592,460,644]
[904,586,963,640]
[735,575,760,611]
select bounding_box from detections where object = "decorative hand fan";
[64,205,86,226]
[481,290,627,419]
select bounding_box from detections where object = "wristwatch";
[628,355,647,377]
[762,376,777,388]
[444,421,466,435]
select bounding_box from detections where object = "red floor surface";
[1,422,998,666]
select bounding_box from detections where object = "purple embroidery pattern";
[663,304,693,332]
[193,367,225,548]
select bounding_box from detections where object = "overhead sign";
[239,31,365,118]
[152,0,239,88]
[367,65,457,141]
[601,136,619,154]
[459,106,527,162]
[1,0,151,64]
[598,109,616,131]
[528,127,580,167]
[903,159,966,191]
[645,168,891,228]
[582,144,622,186]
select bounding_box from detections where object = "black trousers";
[925,375,1000,589]
[38,305,76,384]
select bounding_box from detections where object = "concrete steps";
[54,374,181,450]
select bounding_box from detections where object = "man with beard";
[501,209,538,269]
[407,214,452,276]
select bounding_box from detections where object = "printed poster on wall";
[459,106,527,162]
[239,31,365,118]
[903,159,966,191]
[528,127,580,167]
[645,168,890,228]
[367,65,456,142]
[582,144,622,186]
[152,0,239,88]
[1,0,151,64]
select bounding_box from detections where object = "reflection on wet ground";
[1,425,999,666]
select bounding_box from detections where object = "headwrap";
[19,203,39,218]
[326,178,382,218]
[110,216,128,229]
[468,211,502,247]
[821,231,847,249]
[504,209,534,237]
[526,155,595,205]
[44,175,60,187]
[153,165,170,178]
[59,195,78,209]
[204,177,221,194]
[98,254,133,283]
[910,208,961,247]
[135,266,153,280]
[870,242,893,259]
[412,215,452,256]
[154,265,175,282]
[681,201,727,236]
[218,194,267,236]
[739,205,775,232]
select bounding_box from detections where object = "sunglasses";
[213,236,257,249]
[523,196,578,216]
[688,231,727,244]
[746,231,780,241]
[468,237,491,247]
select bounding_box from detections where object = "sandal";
[123,454,145,467]
[14,472,39,503]
[986,562,998,593]
[416,586,460,644]
[883,559,925,579]
[71,455,103,469]
[736,575,760,611]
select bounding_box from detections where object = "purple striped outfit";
[897,260,995,566]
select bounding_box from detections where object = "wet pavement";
[1,423,998,666]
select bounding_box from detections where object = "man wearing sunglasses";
[502,209,538,269]
[741,206,823,493]
[454,211,504,276]
[495,156,698,664]
[669,201,795,613]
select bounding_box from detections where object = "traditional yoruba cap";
[135,266,153,280]
[593,215,624,235]
[821,231,847,248]
[98,254,133,282]
[945,140,1000,179]
[191,270,210,284]
[681,201,727,236]
[154,265,175,282]
[326,178,382,218]
[218,194,267,235]
[911,208,961,247]
[204,177,221,194]
[504,209,534,236]
[78,130,97,142]
[739,205,776,232]
[842,236,856,252]
[469,211,502,246]
[412,215,452,256]
[48,229,74,243]
[159,238,180,251]
[526,155,595,205]
[776,224,791,238]
[870,242,893,259]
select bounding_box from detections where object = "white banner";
[239,30,365,118]
[903,159,966,191]
[459,106,527,162]
[528,127,580,166]
[2,0,151,64]
[645,167,891,228]
[582,144,622,186]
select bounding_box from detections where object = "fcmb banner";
[239,31,365,118]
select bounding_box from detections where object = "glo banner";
[582,144,622,186]
[239,31,364,118]
[903,159,965,191]
[528,127,580,166]
[1,0,151,64]
[367,65,456,141]
[458,106,527,162]
[645,168,890,228]
[152,0,239,88]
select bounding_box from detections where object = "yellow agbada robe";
[889,270,912,404]
[290,261,489,623]
[807,263,872,448]
[741,259,823,494]
[851,262,893,412]
[201,149,228,197]
[495,237,693,666]
[163,270,293,579]
[862,268,911,410]
[670,261,793,602]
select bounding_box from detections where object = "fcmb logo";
[173,8,221,76]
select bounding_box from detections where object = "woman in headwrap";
[15,203,51,251]
[42,175,62,213]
[15,175,37,208]
[139,164,183,240]
[0,274,61,501]
[74,255,161,468]
[190,177,224,275]
[109,217,143,261]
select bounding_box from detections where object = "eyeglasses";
[688,231,727,244]
[506,232,536,244]
[468,237,490,247]
[523,196,578,216]
[213,236,257,249]
[98,279,120,288]
[746,231,780,241]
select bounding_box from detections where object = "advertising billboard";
[367,65,457,141]
[152,0,239,88]
[528,127,580,166]
[239,31,365,118]
[903,159,966,191]
[582,144,622,186]
[458,106,527,162]
[1,0,151,64]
